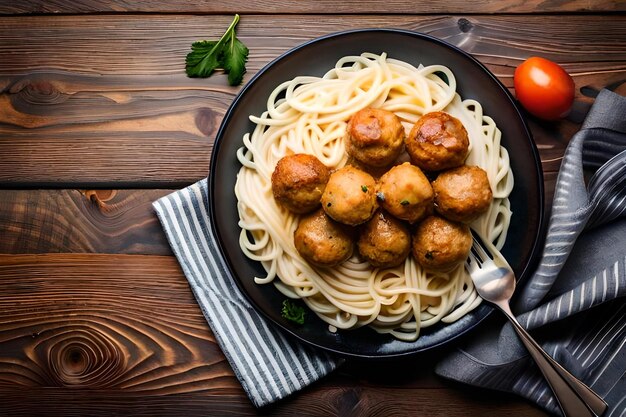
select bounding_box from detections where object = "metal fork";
[466,236,608,417]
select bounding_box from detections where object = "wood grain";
[0,0,622,15]
[0,14,624,187]
[0,254,546,416]
[0,255,235,393]
[0,385,546,416]
[0,189,172,254]
[0,386,547,417]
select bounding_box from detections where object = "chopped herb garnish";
[326,202,332,207]
[281,299,305,325]
[361,185,368,193]
[400,199,410,206]
[425,251,434,260]
[376,192,385,202]
[185,14,249,86]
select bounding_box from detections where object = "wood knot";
[83,190,117,209]
[195,107,219,137]
[16,80,70,106]
[336,387,362,414]
[457,18,473,33]
[46,328,126,388]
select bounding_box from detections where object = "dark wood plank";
[0,385,547,416]
[0,254,546,416]
[0,0,621,15]
[0,189,173,254]
[0,254,235,393]
[1,14,623,75]
[1,14,623,188]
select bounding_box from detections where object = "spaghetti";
[235,53,513,341]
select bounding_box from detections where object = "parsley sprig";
[185,14,249,86]
[281,299,305,325]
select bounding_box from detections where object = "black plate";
[209,29,545,358]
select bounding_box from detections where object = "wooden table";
[1,2,624,415]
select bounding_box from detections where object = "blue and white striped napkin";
[153,182,341,407]
[437,89,626,416]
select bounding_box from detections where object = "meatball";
[406,111,469,171]
[294,208,354,267]
[271,153,330,214]
[346,108,405,168]
[432,165,493,223]
[321,165,377,226]
[376,162,434,224]
[358,210,411,268]
[412,215,472,272]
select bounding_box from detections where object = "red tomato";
[514,57,575,120]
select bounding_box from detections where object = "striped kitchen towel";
[153,180,341,407]
[436,89,626,416]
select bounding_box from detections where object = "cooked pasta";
[235,52,513,341]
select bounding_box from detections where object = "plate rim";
[208,28,546,358]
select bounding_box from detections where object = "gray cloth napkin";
[436,89,626,416]
[153,180,341,407]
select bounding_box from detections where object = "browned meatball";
[346,108,405,168]
[432,165,493,223]
[294,208,353,267]
[412,215,472,272]
[406,111,469,171]
[321,165,377,226]
[357,210,411,268]
[376,162,434,224]
[271,154,330,214]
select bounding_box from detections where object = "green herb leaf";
[186,40,222,78]
[281,299,305,325]
[223,36,249,86]
[400,199,410,206]
[361,185,368,193]
[185,14,249,86]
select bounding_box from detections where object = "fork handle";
[502,309,608,417]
